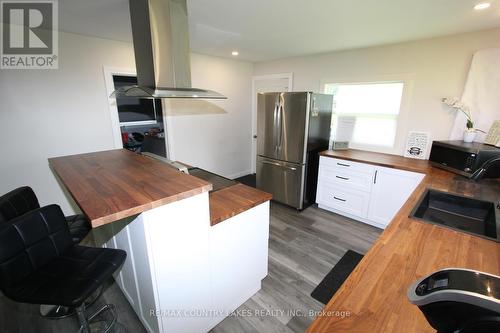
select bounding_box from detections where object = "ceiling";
[59,0,500,62]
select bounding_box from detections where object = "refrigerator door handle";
[261,160,297,171]
[273,103,279,153]
[278,103,284,150]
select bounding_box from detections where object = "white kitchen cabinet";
[367,166,424,227]
[317,156,424,229]
[318,164,374,193]
[316,178,371,218]
[320,156,376,175]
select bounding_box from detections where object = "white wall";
[165,54,254,179]
[4,26,499,216]
[0,32,134,214]
[254,27,500,156]
[0,32,253,215]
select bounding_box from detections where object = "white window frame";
[320,74,414,155]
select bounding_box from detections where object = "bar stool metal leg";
[40,285,103,319]
[76,302,117,333]
[77,304,90,333]
[40,304,75,319]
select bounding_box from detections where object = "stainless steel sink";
[410,189,498,242]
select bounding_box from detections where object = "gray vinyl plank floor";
[0,203,381,333]
[211,203,381,333]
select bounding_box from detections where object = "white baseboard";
[227,170,253,180]
[317,204,386,230]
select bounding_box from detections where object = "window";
[324,82,404,148]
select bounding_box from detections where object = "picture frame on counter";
[484,120,500,147]
[404,131,430,160]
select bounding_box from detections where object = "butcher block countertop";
[320,149,432,174]
[308,149,500,333]
[50,149,272,228]
[49,149,212,228]
[209,183,272,226]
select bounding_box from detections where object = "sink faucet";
[470,156,500,181]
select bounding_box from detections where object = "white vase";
[463,130,476,143]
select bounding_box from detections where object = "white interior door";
[251,74,293,173]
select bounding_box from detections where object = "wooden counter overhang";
[49,149,212,228]
[308,149,500,333]
[49,149,271,228]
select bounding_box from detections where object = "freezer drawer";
[256,156,304,209]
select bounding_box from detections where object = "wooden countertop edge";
[209,184,273,226]
[209,198,270,226]
[209,194,273,226]
[319,150,431,174]
[49,149,272,228]
[90,185,213,228]
[49,156,213,228]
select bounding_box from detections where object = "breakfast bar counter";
[49,149,213,227]
[49,149,272,333]
[308,150,500,333]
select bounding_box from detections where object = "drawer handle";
[335,175,349,180]
[333,196,346,202]
[374,170,378,184]
[337,162,350,167]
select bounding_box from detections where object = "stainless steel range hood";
[112,0,226,99]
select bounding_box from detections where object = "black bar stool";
[0,186,94,318]
[0,186,92,244]
[0,204,126,332]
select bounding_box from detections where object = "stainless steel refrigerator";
[256,92,333,210]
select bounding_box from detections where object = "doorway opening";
[103,67,170,158]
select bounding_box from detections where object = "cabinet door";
[368,167,424,227]
[316,178,371,218]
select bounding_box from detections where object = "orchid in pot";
[442,97,485,142]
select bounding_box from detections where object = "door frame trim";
[102,66,136,149]
[102,65,173,159]
[251,73,293,173]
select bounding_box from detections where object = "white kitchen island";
[49,149,272,333]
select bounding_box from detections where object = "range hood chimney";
[112,0,226,99]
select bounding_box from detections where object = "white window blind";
[325,82,404,148]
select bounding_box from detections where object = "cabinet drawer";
[319,164,373,192]
[317,180,370,218]
[320,156,375,175]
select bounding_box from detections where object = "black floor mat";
[311,250,364,305]
[235,173,256,188]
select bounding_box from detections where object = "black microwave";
[429,140,500,178]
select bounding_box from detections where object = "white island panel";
[208,201,270,327]
[143,192,212,333]
[93,191,270,333]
